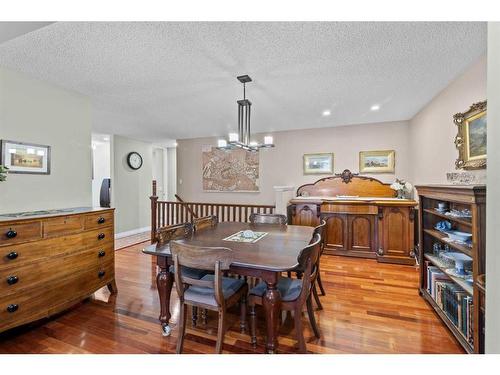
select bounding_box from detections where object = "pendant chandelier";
[217,75,275,152]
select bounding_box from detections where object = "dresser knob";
[98,271,106,278]
[98,250,106,257]
[6,252,18,260]
[97,217,106,224]
[7,276,19,285]
[7,304,18,313]
[5,229,17,239]
[98,233,105,240]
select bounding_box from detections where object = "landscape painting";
[303,153,334,174]
[0,140,51,174]
[359,150,395,173]
[467,111,487,160]
[202,147,259,192]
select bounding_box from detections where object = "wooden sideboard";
[287,171,417,265]
[0,207,116,333]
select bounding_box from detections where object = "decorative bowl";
[241,230,255,239]
[446,231,472,242]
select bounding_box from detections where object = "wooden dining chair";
[249,213,287,225]
[314,220,327,297]
[248,233,322,353]
[171,241,248,354]
[193,215,218,232]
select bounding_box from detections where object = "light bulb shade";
[228,133,239,142]
[264,136,273,145]
[217,139,227,148]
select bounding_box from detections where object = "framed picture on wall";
[359,150,395,173]
[0,140,51,174]
[303,153,334,174]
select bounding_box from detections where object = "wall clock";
[127,151,143,170]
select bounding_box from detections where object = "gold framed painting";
[453,100,487,170]
[303,153,334,175]
[359,150,395,173]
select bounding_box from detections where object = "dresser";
[288,170,417,265]
[0,207,116,333]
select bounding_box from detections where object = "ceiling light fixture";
[370,104,380,111]
[217,75,274,152]
[322,109,331,117]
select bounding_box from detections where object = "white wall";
[486,22,500,354]
[167,146,177,201]
[0,67,92,213]
[112,135,153,234]
[409,56,487,185]
[91,138,111,207]
[177,120,410,205]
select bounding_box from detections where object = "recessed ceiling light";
[322,110,331,117]
[370,104,380,111]
[103,137,110,141]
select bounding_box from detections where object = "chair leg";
[294,307,307,353]
[313,283,323,310]
[176,303,188,354]
[201,308,208,325]
[249,304,257,347]
[240,295,247,333]
[317,271,326,296]
[306,296,321,339]
[192,306,198,327]
[215,310,226,354]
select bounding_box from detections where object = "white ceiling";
[0,22,487,144]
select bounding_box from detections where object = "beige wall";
[177,121,410,205]
[112,135,153,234]
[409,56,487,185]
[486,22,500,354]
[0,67,92,213]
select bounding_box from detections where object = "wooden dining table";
[143,221,314,353]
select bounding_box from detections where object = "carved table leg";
[262,276,281,354]
[157,263,174,336]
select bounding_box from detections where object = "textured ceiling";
[0,22,487,144]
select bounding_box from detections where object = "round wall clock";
[127,152,143,170]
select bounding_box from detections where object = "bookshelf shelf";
[416,184,486,354]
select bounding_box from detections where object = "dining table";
[142,221,314,354]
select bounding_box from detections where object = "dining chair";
[314,220,327,297]
[193,215,218,232]
[249,213,287,225]
[248,233,322,353]
[171,241,248,354]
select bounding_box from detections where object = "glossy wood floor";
[0,242,465,354]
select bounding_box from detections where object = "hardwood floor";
[0,242,464,354]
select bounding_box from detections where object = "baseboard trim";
[115,226,151,239]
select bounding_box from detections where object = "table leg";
[157,264,174,336]
[262,278,281,354]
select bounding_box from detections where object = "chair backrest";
[296,233,321,303]
[249,213,287,225]
[193,215,218,232]
[156,222,193,246]
[170,241,234,306]
[313,220,327,252]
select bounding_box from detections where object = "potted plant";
[390,178,412,199]
[0,165,9,182]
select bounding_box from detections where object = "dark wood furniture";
[416,185,486,354]
[249,213,287,225]
[171,241,248,353]
[143,221,314,354]
[248,233,321,353]
[193,215,218,232]
[0,207,116,334]
[288,170,417,265]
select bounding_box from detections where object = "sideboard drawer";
[43,215,84,237]
[0,221,42,246]
[0,288,49,331]
[84,211,114,230]
[321,203,378,215]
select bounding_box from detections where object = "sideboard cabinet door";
[347,214,376,256]
[323,214,348,253]
[378,207,414,264]
[289,204,320,227]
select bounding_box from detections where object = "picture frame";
[359,150,395,173]
[0,140,51,175]
[453,100,487,170]
[303,153,334,175]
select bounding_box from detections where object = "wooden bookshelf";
[416,185,486,354]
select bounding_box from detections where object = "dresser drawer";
[321,203,378,215]
[84,211,114,230]
[0,227,114,269]
[43,215,84,237]
[0,286,50,331]
[0,221,42,246]
[0,247,105,295]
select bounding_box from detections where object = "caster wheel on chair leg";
[161,324,172,337]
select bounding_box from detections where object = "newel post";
[151,180,158,244]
